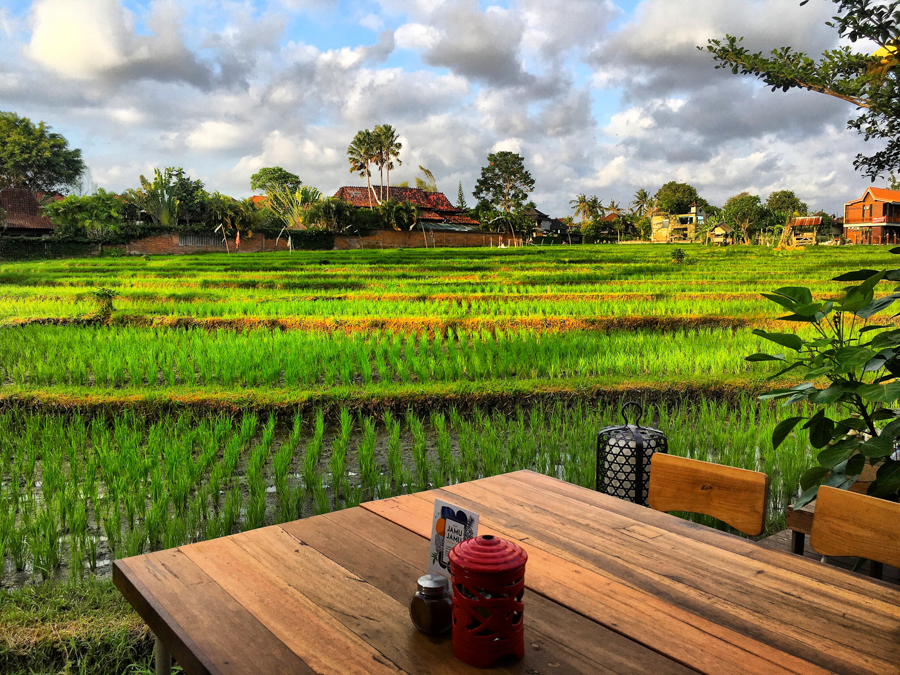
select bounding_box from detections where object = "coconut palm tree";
[570,194,603,222]
[374,125,402,201]
[347,130,379,207]
[606,199,623,216]
[630,188,653,217]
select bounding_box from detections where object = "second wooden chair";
[648,453,769,537]
[809,485,900,580]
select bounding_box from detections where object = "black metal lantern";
[596,402,668,506]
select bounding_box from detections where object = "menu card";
[427,499,479,584]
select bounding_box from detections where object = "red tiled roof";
[333,186,480,226]
[250,195,267,205]
[0,188,54,231]
[846,187,900,205]
[597,213,618,222]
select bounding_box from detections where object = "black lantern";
[596,402,668,506]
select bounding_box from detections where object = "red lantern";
[448,535,528,668]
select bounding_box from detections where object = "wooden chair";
[648,454,769,537]
[809,485,900,580]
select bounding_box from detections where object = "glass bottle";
[409,574,452,636]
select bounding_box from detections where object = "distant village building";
[780,216,822,247]
[333,187,480,229]
[0,188,55,237]
[651,206,707,243]
[843,187,900,244]
[708,223,734,246]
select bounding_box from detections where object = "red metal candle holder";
[448,535,528,668]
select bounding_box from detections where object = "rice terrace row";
[0,243,892,672]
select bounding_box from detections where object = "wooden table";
[114,470,900,675]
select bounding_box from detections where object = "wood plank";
[648,454,769,536]
[362,493,833,675]
[179,530,408,675]
[425,478,900,675]
[505,470,900,598]
[285,508,694,675]
[113,551,313,675]
[786,503,815,536]
[811,486,900,569]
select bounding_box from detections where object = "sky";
[0,0,889,216]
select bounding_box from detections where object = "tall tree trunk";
[386,164,390,201]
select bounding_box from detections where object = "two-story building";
[843,187,900,244]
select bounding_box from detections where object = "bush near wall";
[0,237,101,260]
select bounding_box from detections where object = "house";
[843,187,900,244]
[333,186,480,229]
[0,188,55,237]
[651,206,707,243]
[523,206,555,231]
[708,223,733,246]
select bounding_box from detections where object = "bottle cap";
[416,574,449,597]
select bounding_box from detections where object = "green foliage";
[473,151,535,214]
[305,197,354,233]
[0,111,84,194]
[414,166,437,192]
[90,288,117,321]
[671,248,686,264]
[131,169,180,229]
[704,1,899,178]
[267,186,324,232]
[655,181,705,215]
[347,129,378,206]
[724,192,764,243]
[378,199,418,231]
[250,167,302,195]
[766,190,808,215]
[570,194,603,221]
[889,171,900,190]
[373,125,402,199]
[456,182,468,210]
[167,169,207,227]
[748,253,900,508]
[42,190,124,240]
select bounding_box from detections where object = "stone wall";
[126,233,289,255]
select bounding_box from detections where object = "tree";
[43,189,124,239]
[373,125,402,200]
[0,111,84,194]
[570,194,603,222]
[132,168,180,228]
[169,168,207,228]
[766,190,808,216]
[378,198,418,231]
[630,188,654,217]
[251,167,302,195]
[655,182,704,215]
[415,166,437,192]
[703,1,899,179]
[347,130,379,207]
[724,192,764,244]
[473,151,535,215]
[267,186,323,231]
[889,171,900,190]
[306,197,353,233]
[607,199,623,215]
[456,182,468,210]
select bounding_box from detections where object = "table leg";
[791,530,805,555]
[870,562,884,580]
[154,635,172,675]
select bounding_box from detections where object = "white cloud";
[185,121,246,151]
[395,23,440,51]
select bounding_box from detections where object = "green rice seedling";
[385,411,403,494]
[30,504,61,582]
[431,413,453,487]
[303,410,326,493]
[124,523,147,558]
[313,482,331,515]
[357,415,377,500]
[163,513,187,550]
[408,414,429,492]
[244,470,267,531]
[8,525,27,572]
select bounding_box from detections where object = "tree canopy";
[766,189,808,215]
[473,151,534,214]
[724,192,764,244]
[703,0,899,179]
[250,167,302,195]
[654,181,706,214]
[0,111,84,194]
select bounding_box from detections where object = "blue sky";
[0,0,883,216]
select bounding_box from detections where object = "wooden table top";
[114,470,900,675]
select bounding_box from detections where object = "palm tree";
[630,188,652,217]
[606,199,623,216]
[347,130,379,207]
[374,125,402,201]
[570,194,596,222]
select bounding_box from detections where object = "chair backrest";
[810,485,900,569]
[648,454,769,536]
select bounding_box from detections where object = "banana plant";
[136,168,180,227]
[748,250,900,507]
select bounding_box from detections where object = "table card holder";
[427,499,479,589]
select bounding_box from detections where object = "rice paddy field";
[0,243,893,673]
